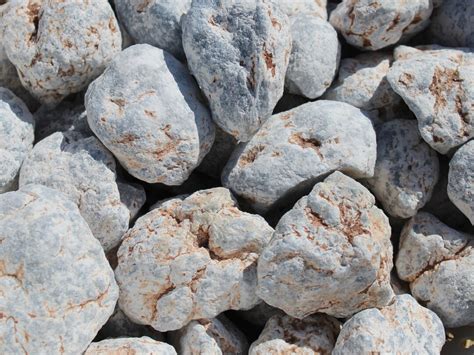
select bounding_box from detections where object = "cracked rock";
[115,187,274,331]
[249,314,341,355]
[85,44,215,185]
[365,119,440,219]
[182,0,291,141]
[0,184,118,354]
[2,0,122,106]
[387,45,474,154]
[222,100,377,214]
[0,88,34,194]
[333,294,445,354]
[396,212,474,327]
[85,337,176,355]
[257,172,394,319]
[278,0,328,19]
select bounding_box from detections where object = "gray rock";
[85,337,176,355]
[285,15,340,99]
[2,0,122,106]
[396,212,474,327]
[278,0,328,19]
[387,45,474,154]
[0,88,34,194]
[115,188,274,332]
[333,294,445,354]
[114,0,191,60]
[0,184,118,354]
[222,100,377,214]
[85,44,215,185]
[448,141,474,225]
[257,172,394,319]
[182,0,291,141]
[365,119,439,219]
[117,181,146,222]
[329,0,433,51]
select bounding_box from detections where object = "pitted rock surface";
[278,0,328,19]
[85,337,176,355]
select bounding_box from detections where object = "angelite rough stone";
[0,184,118,354]
[285,15,340,99]
[114,0,191,60]
[182,0,292,142]
[396,212,474,327]
[2,0,122,106]
[115,188,274,332]
[86,44,215,185]
[333,294,445,354]
[278,0,328,19]
[387,45,474,154]
[329,0,432,51]
[365,119,440,219]
[249,314,341,355]
[222,100,377,214]
[0,88,34,194]
[448,140,474,225]
[257,172,394,319]
[85,337,176,355]
[19,130,129,252]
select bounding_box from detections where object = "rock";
[285,15,340,99]
[329,0,433,51]
[448,141,474,224]
[249,314,341,355]
[234,302,284,327]
[117,181,146,222]
[257,172,394,319]
[222,100,377,214]
[85,337,176,355]
[182,0,291,141]
[396,212,474,327]
[387,45,474,154]
[169,316,248,355]
[85,44,215,185]
[19,130,129,251]
[2,0,122,106]
[0,184,118,354]
[364,119,439,218]
[278,0,328,19]
[0,88,34,194]
[332,294,445,354]
[115,188,274,331]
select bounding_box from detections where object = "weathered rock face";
[0,88,34,194]
[85,44,215,185]
[249,314,341,355]
[278,0,328,19]
[257,172,394,319]
[222,100,377,214]
[396,212,474,327]
[1,0,121,106]
[115,188,274,332]
[182,0,292,142]
[0,184,118,354]
[387,45,474,154]
[333,294,445,354]
[85,337,176,355]
[330,0,433,51]
[448,140,474,225]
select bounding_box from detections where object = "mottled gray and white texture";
[285,15,340,99]
[19,130,129,251]
[0,184,118,354]
[278,0,328,19]
[448,141,474,225]
[387,45,474,154]
[116,188,274,332]
[86,44,215,185]
[330,0,432,51]
[222,100,377,214]
[396,212,474,327]
[0,88,34,194]
[182,0,291,141]
[114,0,191,60]
[85,337,176,355]
[333,294,445,354]
[257,172,394,319]
[249,314,341,355]
[365,119,439,219]
[170,315,249,355]
[2,0,122,106]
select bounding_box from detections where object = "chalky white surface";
[278,0,328,19]
[85,337,176,355]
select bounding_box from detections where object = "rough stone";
[117,181,146,222]
[278,0,328,19]
[85,337,176,355]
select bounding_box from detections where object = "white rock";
[278,0,328,19]
[85,337,176,355]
